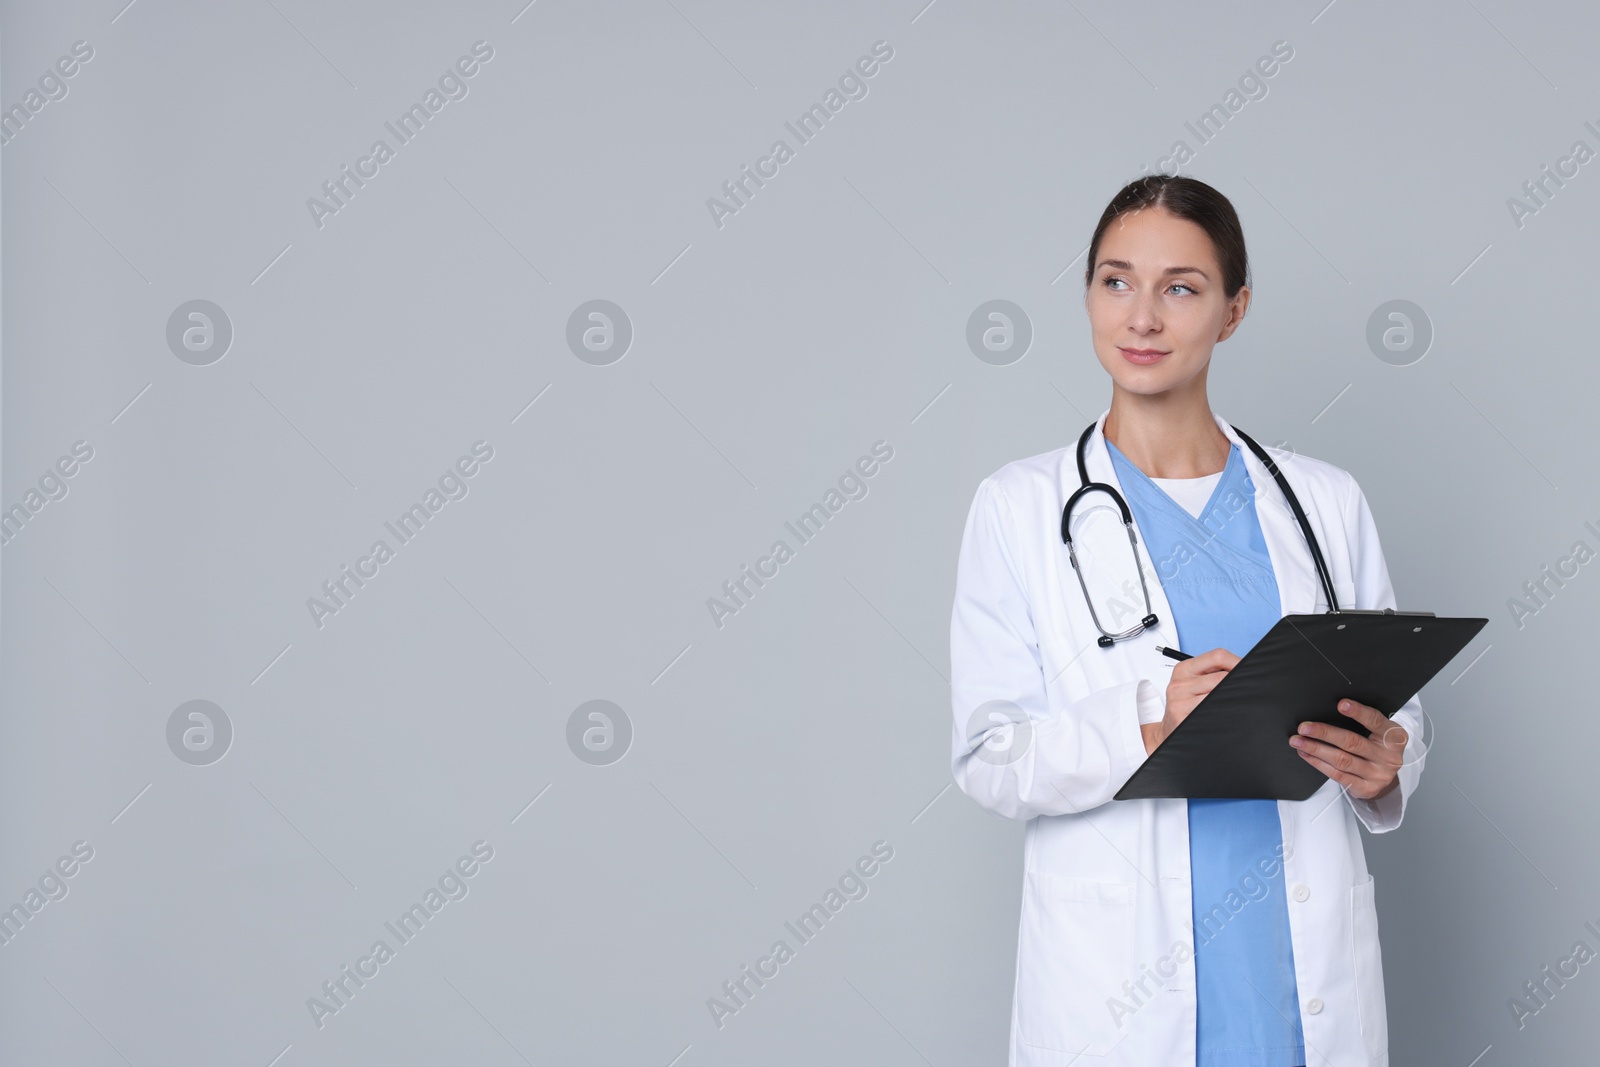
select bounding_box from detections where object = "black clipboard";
[1113,609,1488,801]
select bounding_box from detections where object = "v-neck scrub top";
[1105,438,1307,1067]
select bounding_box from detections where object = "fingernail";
[1290,736,1304,747]
[1298,723,1312,734]
[1340,700,1351,711]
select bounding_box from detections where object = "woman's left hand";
[1289,699,1407,800]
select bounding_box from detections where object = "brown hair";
[1083,176,1250,300]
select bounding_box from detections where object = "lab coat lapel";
[1214,415,1320,618]
[1064,409,1178,666]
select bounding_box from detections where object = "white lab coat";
[950,408,1420,1066]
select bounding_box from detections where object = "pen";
[1156,645,1192,662]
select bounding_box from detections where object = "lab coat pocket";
[1016,870,1136,1055]
[1350,875,1389,1059]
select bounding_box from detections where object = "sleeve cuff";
[1345,762,1413,833]
[1135,677,1166,725]
[1347,789,1401,833]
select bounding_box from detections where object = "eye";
[1169,282,1197,295]
[1103,277,1128,291]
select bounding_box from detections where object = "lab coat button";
[1292,883,1310,902]
[1306,997,1323,1014]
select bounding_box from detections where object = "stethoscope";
[1061,421,1341,647]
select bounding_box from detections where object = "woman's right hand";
[1146,648,1241,754]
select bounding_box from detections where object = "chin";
[1098,350,1201,396]
[1114,376,1177,397]
[1098,359,1171,394]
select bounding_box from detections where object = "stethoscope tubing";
[1060,421,1341,647]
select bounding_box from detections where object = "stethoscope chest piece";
[1061,472,1162,647]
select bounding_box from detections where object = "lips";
[1119,347,1169,365]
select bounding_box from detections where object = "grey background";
[1,0,1594,1064]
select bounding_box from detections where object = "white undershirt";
[1149,470,1224,520]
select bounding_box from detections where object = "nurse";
[950,175,1417,1066]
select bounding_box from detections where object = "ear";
[1217,286,1250,341]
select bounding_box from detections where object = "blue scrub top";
[1106,438,1306,1067]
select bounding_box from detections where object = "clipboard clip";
[1326,607,1437,617]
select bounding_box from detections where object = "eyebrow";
[1095,258,1211,280]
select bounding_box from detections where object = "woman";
[949,175,1419,1067]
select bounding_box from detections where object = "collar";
[1075,406,1320,614]
[1082,407,1296,522]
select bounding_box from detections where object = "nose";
[1127,288,1162,333]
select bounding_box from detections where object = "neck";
[1102,387,1231,479]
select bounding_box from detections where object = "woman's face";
[1084,206,1249,398]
